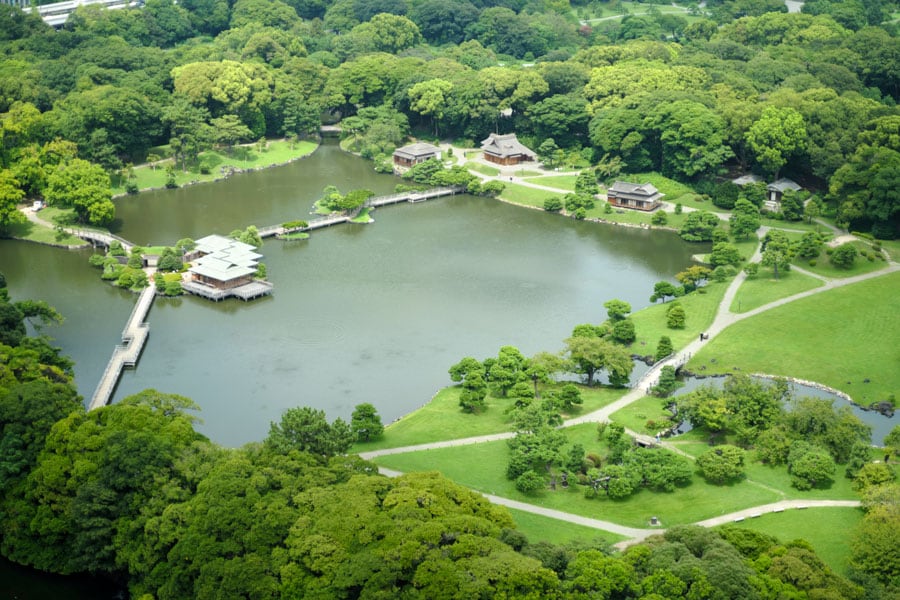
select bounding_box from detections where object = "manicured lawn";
[465,162,500,176]
[627,173,696,200]
[506,508,628,547]
[730,270,824,313]
[743,462,859,501]
[630,282,728,352]
[375,426,783,529]
[689,272,900,406]
[513,169,543,178]
[350,208,371,223]
[111,140,317,194]
[716,507,864,575]
[878,238,900,262]
[6,218,86,246]
[585,206,653,225]
[609,394,676,437]
[499,183,560,208]
[797,242,889,279]
[351,384,625,452]
[761,218,832,234]
[531,174,578,190]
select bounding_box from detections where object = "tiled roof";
[480,133,535,158]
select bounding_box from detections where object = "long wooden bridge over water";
[88,283,155,410]
[79,185,460,410]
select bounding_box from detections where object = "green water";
[1,143,700,447]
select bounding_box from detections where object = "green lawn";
[506,508,628,547]
[465,161,500,176]
[630,282,728,351]
[499,183,560,208]
[627,173,697,200]
[351,384,625,452]
[761,218,832,234]
[375,424,783,529]
[797,242,890,279]
[111,140,317,194]
[690,272,900,406]
[531,175,578,191]
[716,507,864,576]
[730,270,825,313]
[610,394,676,437]
[878,238,900,262]
[512,169,543,178]
[6,218,86,246]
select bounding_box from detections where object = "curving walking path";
[361,225,895,545]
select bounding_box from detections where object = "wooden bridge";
[257,186,464,238]
[25,0,142,26]
[68,228,135,253]
[88,283,155,411]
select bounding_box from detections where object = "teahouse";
[480,133,536,165]
[606,181,665,211]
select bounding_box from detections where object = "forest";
[0,0,898,234]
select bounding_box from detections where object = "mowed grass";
[506,508,628,546]
[6,215,86,246]
[716,507,864,575]
[111,140,317,194]
[374,424,782,529]
[610,394,676,437]
[630,283,728,351]
[730,270,825,313]
[796,242,889,279]
[690,272,900,406]
[465,161,500,176]
[352,384,625,452]
[499,182,560,208]
[531,174,578,190]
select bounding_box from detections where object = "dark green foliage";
[679,211,720,242]
[650,210,668,226]
[652,365,679,397]
[787,441,836,490]
[830,243,858,268]
[696,445,746,483]
[266,406,353,458]
[655,336,674,360]
[350,402,383,442]
[543,196,563,212]
[666,302,686,329]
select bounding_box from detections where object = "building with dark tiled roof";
[607,181,664,211]
[480,133,535,165]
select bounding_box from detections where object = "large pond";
[1,143,701,446]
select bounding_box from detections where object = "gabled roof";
[608,181,661,197]
[393,142,441,160]
[195,234,256,255]
[189,234,262,282]
[767,178,802,193]
[480,133,535,158]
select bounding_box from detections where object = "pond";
[1,142,701,447]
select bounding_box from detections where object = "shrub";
[651,211,668,226]
[125,181,139,194]
[543,196,563,212]
[830,243,858,269]
[574,207,586,220]
[674,203,683,215]
[88,253,106,268]
[515,470,546,494]
[808,260,816,267]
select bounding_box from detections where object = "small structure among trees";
[607,181,664,211]
[392,142,442,172]
[182,234,272,301]
[765,178,802,211]
[480,133,536,165]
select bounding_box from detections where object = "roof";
[767,178,802,193]
[393,142,441,160]
[189,234,263,282]
[608,181,662,197]
[732,174,765,186]
[480,133,535,158]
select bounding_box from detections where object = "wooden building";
[607,181,664,211]
[392,142,442,168]
[183,235,273,301]
[480,133,535,165]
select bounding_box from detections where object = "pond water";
[1,142,701,446]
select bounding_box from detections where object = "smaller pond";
[0,556,122,599]
[664,374,896,445]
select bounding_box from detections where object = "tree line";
[0,0,897,234]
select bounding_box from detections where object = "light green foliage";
[709,242,742,267]
[666,301,686,329]
[350,402,384,442]
[43,159,114,226]
[729,198,761,240]
[697,445,746,483]
[655,335,673,360]
[829,243,858,268]
[761,229,794,279]
[0,169,25,232]
[564,334,634,387]
[746,106,807,177]
[408,78,452,135]
[679,211,719,242]
[265,406,353,458]
[788,441,836,490]
[603,298,631,321]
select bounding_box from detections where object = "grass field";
[730,270,825,313]
[796,242,889,279]
[499,183,560,208]
[690,272,900,406]
[6,217,86,246]
[351,384,625,452]
[111,140,317,194]
[630,283,728,351]
[465,162,500,176]
[610,394,676,436]
[513,169,543,178]
[374,425,785,529]
[716,507,864,575]
[531,175,578,191]
[506,508,628,546]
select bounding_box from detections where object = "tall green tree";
[746,106,807,178]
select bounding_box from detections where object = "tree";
[787,441,836,490]
[266,407,353,458]
[746,106,807,178]
[830,243,858,269]
[761,229,793,279]
[408,79,452,136]
[656,336,674,361]
[210,114,254,149]
[709,242,742,267]
[651,210,668,226]
[729,198,761,240]
[675,265,711,291]
[652,365,679,398]
[611,319,636,344]
[697,445,746,483]
[564,335,634,387]
[538,138,560,168]
[795,232,824,259]
[603,298,631,321]
[515,470,546,494]
[43,159,115,226]
[0,169,25,233]
[650,281,677,303]
[350,403,383,442]
[679,211,720,242]
[666,302,686,329]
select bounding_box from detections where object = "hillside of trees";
[0,0,898,233]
